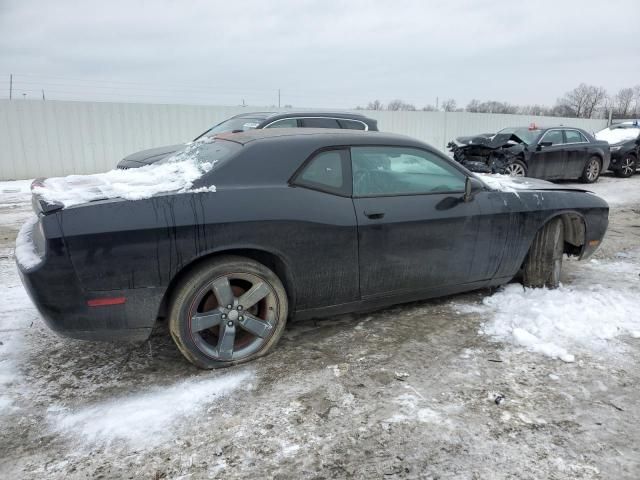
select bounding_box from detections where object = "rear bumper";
[17,243,164,343]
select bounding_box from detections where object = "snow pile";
[461,252,640,362]
[0,268,40,414]
[50,370,253,447]
[595,127,640,145]
[33,142,217,208]
[14,216,43,269]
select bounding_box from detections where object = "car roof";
[501,126,588,132]
[214,128,414,146]
[230,110,376,122]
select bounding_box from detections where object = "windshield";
[495,127,541,145]
[595,125,640,145]
[194,117,264,140]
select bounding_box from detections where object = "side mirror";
[463,176,483,203]
[537,141,552,150]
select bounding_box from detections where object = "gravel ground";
[0,175,639,479]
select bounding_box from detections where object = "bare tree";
[465,100,516,114]
[422,104,437,111]
[583,86,607,118]
[466,99,481,112]
[366,100,384,111]
[387,99,416,111]
[614,88,635,118]
[556,83,608,118]
[441,98,457,112]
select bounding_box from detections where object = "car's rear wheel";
[522,218,564,289]
[614,154,636,178]
[504,159,527,177]
[169,256,288,369]
[580,156,601,183]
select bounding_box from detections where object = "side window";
[541,130,564,145]
[294,150,348,195]
[337,119,367,130]
[265,118,299,128]
[564,130,587,143]
[300,118,341,129]
[351,147,466,197]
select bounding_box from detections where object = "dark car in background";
[116,111,379,169]
[595,121,640,177]
[448,126,610,183]
[19,129,608,369]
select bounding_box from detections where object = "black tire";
[169,255,288,369]
[522,218,564,288]
[503,159,528,177]
[580,156,601,183]
[614,154,636,178]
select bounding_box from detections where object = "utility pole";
[278,89,281,109]
[9,74,12,100]
[436,96,439,110]
[42,89,46,101]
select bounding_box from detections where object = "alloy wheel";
[586,158,600,181]
[620,156,635,177]
[505,162,526,177]
[187,273,278,361]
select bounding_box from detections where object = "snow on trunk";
[32,140,218,208]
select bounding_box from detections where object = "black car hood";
[118,144,185,168]
[455,133,527,149]
[478,174,592,193]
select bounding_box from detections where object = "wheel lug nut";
[226,304,232,309]
[237,305,243,311]
[221,313,227,319]
[239,316,244,321]
[227,321,233,327]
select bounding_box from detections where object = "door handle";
[364,210,385,219]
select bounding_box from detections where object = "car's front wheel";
[614,154,636,178]
[522,218,564,288]
[580,156,601,183]
[504,159,527,177]
[169,256,288,369]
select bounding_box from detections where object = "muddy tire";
[580,156,601,183]
[169,255,288,369]
[614,154,636,178]
[504,159,527,177]
[522,218,564,288]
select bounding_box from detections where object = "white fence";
[0,100,608,180]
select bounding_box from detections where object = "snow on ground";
[32,140,218,208]
[578,174,640,206]
[0,259,40,413]
[50,370,254,449]
[457,249,640,363]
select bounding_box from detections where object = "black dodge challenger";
[449,126,610,183]
[17,129,609,368]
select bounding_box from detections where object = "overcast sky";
[0,0,638,109]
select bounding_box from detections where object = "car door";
[351,146,487,299]
[563,129,589,178]
[529,129,567,179]
[289,148,360,308]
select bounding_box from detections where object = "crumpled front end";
[448,133,527,174]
